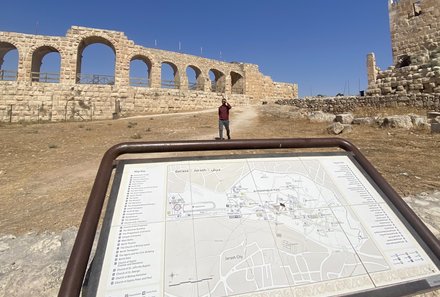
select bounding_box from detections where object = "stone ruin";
[1,1,439,124]
[0,26,298,122]
[275,0,440,133]
[367,0,440,96]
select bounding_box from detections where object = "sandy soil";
[0,104,439,234]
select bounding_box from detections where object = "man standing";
[218,98,232,140]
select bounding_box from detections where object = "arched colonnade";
[0,27,245,94]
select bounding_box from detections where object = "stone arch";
[130,54,152,87]
[76,36,116,85]
[161,61,179,89]
[186,65,204,91]
[0,42,19,81]
[31,45,61,83]
[209,68,225,93]
[230,71,244,94]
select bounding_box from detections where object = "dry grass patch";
[0,104,438,234]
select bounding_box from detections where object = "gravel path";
[0,106,264,296]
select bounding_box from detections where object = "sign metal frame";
[58,138,440,297]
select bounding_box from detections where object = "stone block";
[431,123,440,133]
[381,87,392,94]
[409,114,428,126]
[427,111,440,120]
[381,115,413,129]
[307,111,336,123]
[353,117,375,125]
[335,113,354,124]
[327,122,345,135]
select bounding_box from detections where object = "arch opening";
[396,54,411,68]
[231,71,244,94]
[76,37,116,85]
[130,55,152,87]
[186,65,203,91]
[31,46,61,83]
[161,62,179,89]
[209,69,225,93]
[0,42,18,81]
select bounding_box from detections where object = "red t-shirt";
[218,103,231,120]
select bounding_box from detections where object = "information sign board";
[86,153,440,297]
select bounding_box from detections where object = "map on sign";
[89,154,440,297]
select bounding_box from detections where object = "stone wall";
[0,82,251,122]
[389,0,440,66]
[367,0,440,96]
[275,95,440,113]
[273,82,298,100]
[0,26,298,122]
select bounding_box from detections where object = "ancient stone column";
[149,62,161,88]
[367,53,378,87]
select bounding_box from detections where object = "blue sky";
[0,0,393,97]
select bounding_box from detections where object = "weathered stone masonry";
[367,0,440,96]
[276,94,440,113]
[0,26,298,122]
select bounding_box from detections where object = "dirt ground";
[0,104,439,235]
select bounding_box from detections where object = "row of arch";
[0,37,245,94]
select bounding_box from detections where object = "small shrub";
[78,124,84,128]
[131,133,142,139]
[85,127,92,131]
[127,121,138,128]
[145,127,151,132]
[48,144,58,149]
